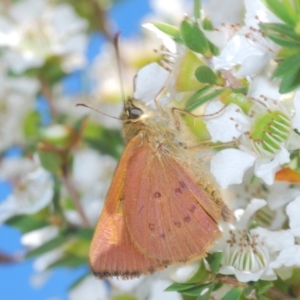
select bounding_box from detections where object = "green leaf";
[185,86,226,111]
[253,280,273,295]
[260,23,300,40]
[48,254,88,268]
[5,215,49,234]
[26,235,67,259]
[195,66,218,84]
[260,23,300,48]
[165,282,199,292]
[83,123,123,159]
[180,19,211,57]
[38,150,63,174]
[152,22,180,39]
[261,0,298,26]
[289,149,300,171]
[222,287,243,300]
[23,111,41,138]
[206,252,223,274]
[243,285,256,299]
[167,282,215,297]
[273,53,300,78]
[279,66,300,93]
[182,282,215,297]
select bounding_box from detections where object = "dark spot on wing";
[175,188,182,194]
[179,181,185,188]
[184,216,191,223]
[174,221,181,228]
[149,223,155,231]
[160,233,165,239]
[189,205,196,213]
[154,192,161,198]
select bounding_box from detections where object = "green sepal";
[195,66,218,84]
[152,22,181,40]
[180,19,211,57]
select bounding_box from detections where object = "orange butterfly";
[89,96,233,279]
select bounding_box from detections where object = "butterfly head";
[121,98,154,123]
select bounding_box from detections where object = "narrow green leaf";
[222,287,243,300]
[206,252,223,274]
[260,23,300,40]
[180,19,211,57]
[196,283,215,300]
[273,53,300,78]
[279,67,300,93]
[152,22,180,39]
[26,235,66,258]
[261,0,297,26]
[165,282,199,292]
[185,87,226,111]
[182,282,214,297]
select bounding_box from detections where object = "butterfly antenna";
[113,32,126,106]
[76,103,120,120]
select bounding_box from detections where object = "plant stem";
[61,166,90,228]
[39,77,58,118]
[194,0,201,22]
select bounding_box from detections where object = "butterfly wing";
[89,136,163,278]
[124,146,222,264]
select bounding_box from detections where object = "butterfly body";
[90,97,232,279]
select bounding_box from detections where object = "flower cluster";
[1,0,300,299]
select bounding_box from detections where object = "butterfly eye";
[128,107,143,119]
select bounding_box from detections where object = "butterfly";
[89,71,233,278]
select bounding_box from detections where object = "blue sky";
[0,1,151,299]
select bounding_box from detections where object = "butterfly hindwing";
[124,146,222,264]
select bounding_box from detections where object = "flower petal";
[134,63,170,104]
[254,147,290,185]
[205,101,250,142]
[286,196,300,237]
[210,149,256,188]
[270,245,300,268]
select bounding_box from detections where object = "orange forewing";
[89,136,163,278]
[124,146,222,264]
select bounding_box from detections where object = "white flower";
[216,199,295,282]
[212,0,280,77]
[134,62,170,105]
[0,61,39,152]
[205,97,300,187]
[168,261,201,283]
[0,156,53,223]
[69,275,109,300]
[0,0,88,73]
[64,149,117,226]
